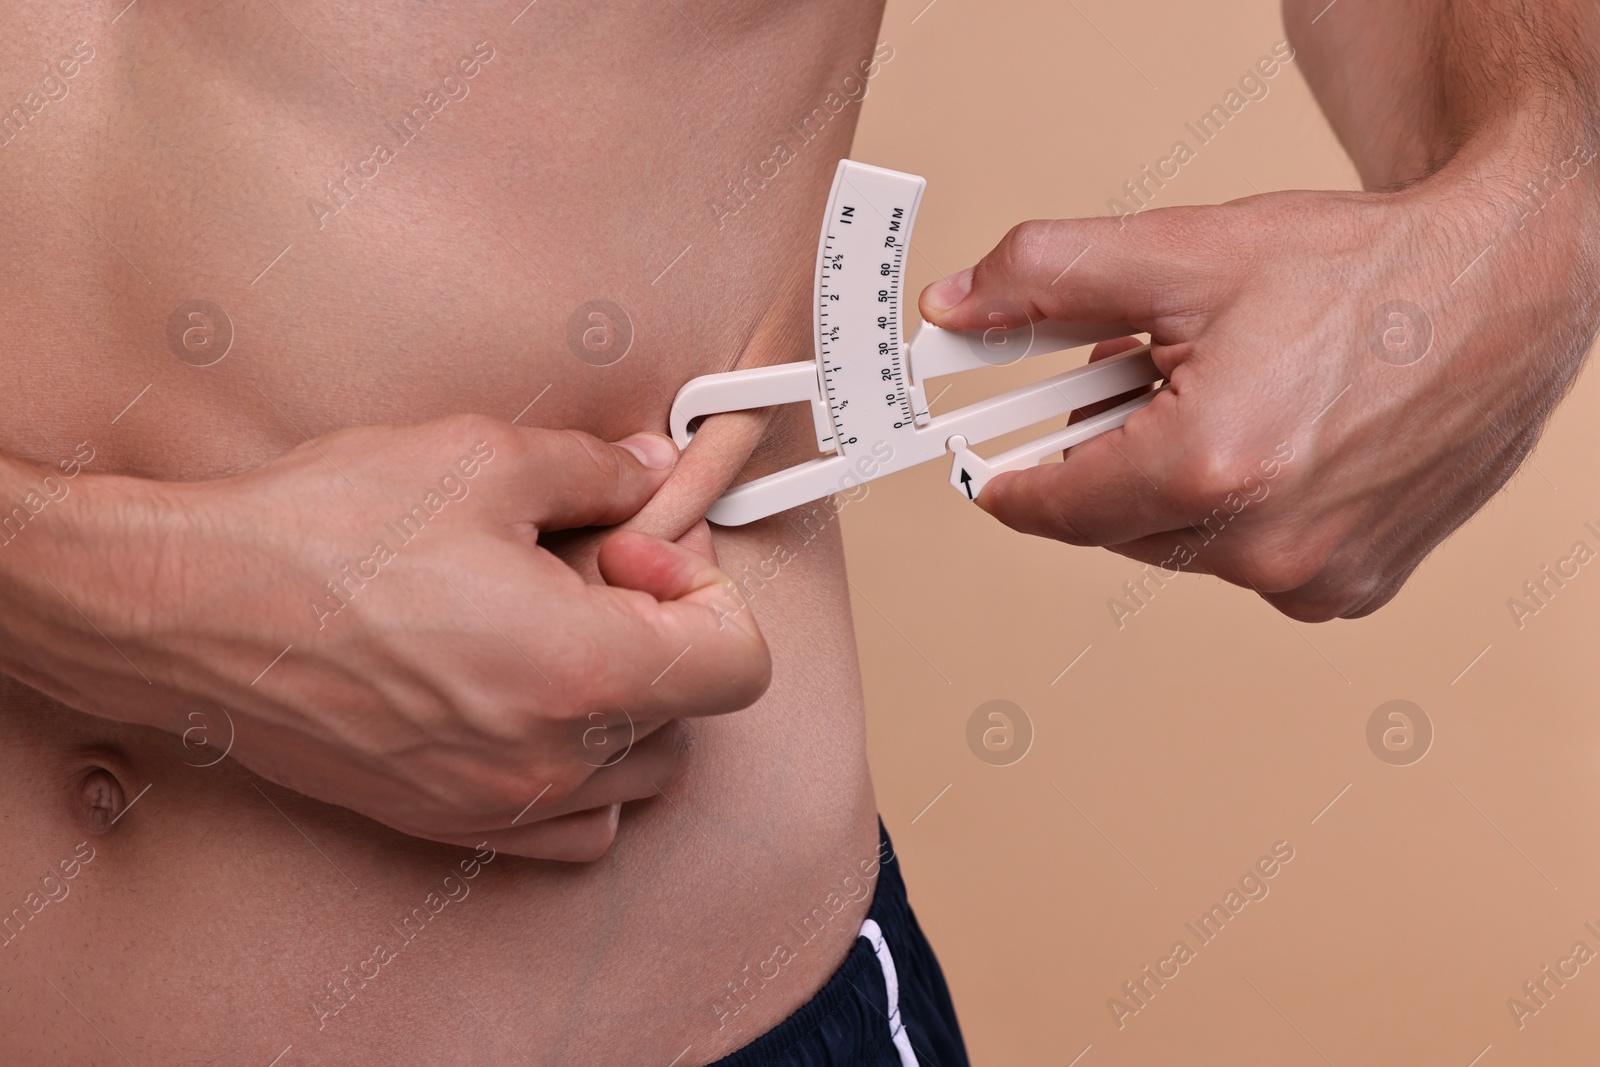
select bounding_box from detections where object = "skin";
[0,0,885,1062]
[9,420,775,858]
[1,0,1590,1062]
[921,0,1600,623]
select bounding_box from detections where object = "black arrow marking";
[959,469,973,500]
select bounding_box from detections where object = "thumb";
[515,429,679,532]
[597,529,729,605]
[918,215,1200,335]
[598,529,766,644]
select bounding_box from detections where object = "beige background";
[846,1,1600,1064]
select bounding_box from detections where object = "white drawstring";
[859,918,918,1067]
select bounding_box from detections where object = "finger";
[1102,529,1216,576]
[417,720,692,859]
[1070,336,1155,422]
[620,261,809,543]
[540,518,718,587]
[508,429,679,532]
[588,533,771,718]
[1089,336,1148,363]
[529,719,692,820]
[444,804,625,863]
[598,529,731,604]
[622,404,773,543]
[1107,526,1341,612]
[1109,528,1383,623]
[918,211,1215,337]
[979,389,1197,547]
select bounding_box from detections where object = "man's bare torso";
[0,1,888,1062]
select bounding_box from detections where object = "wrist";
[1437,104,1597,214]
[1408,112,1600,303]
[1356,111,1600,404]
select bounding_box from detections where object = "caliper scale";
[670,160,1166,526]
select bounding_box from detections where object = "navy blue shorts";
[708,822,970,1066]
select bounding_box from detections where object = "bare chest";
[0,0,885,480]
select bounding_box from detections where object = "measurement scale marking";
[826,177,917,441]
[667,159,1162,527]
[817,234,842,445]
[817,233,852,443]
[887,241,913,424]
[817,202,916,451]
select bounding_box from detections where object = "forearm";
[1287,0,1600,395]
[0,449,166,712]
[1284,0,1600,190]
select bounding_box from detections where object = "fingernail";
[924,267,973,313]
[618,432,678,470]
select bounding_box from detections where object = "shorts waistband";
[707,820,969,1067]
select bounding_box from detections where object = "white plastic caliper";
[670,160,1165,526]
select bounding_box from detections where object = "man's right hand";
[1,416,769,860]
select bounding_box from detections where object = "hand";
[919,164,1599,620]
[12,416,769,859]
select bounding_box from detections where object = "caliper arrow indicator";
[959,468,973,499]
